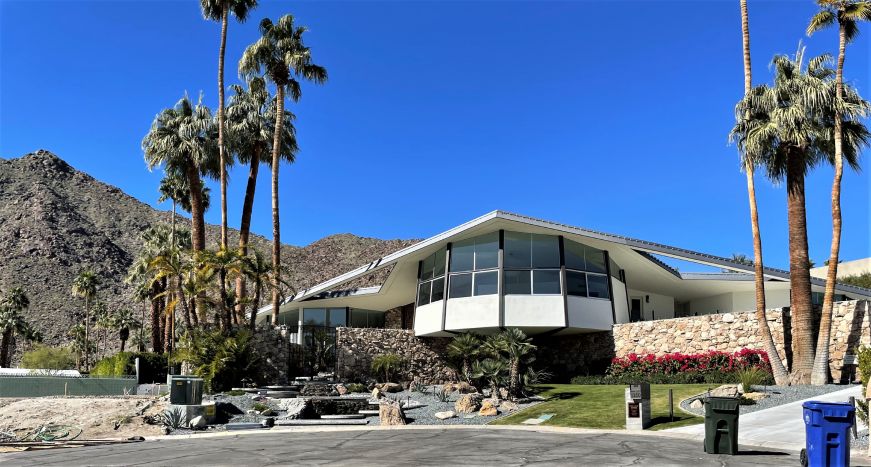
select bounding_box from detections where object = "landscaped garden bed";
[679,384,859,417]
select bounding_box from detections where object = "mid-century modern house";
[258,211,871,345]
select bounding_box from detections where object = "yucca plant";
[736,366,767,393]
[159,407,187,430]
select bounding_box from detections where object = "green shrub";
[736,367,766,392]
[90,351,167,382]
[252,402,269,412]
[172,328,260,393]
[569,369,772,386]
[345,383,367,393]
[21,344,76,370]
[371,353,404,382]
[226,389,246,396]
[92,352,133,377]
[857,346,870,423]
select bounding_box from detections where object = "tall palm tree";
[239,15,327,325]
[732,46,870,383]
[734,0,790,386]
[498,328,535,398]
[112,309,141,353]
[71,270,99,372]
[226,76,299,317]
[201,0,258,251]
[240,249,272,331]
[807,0,871,386]
[0,287,40,368]
[143,95,218,253]
[198,247,244,330]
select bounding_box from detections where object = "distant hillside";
[0,150,417,358]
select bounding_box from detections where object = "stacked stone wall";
[250,326,304,384]
[336,328,456,383]
[612,300,869,382]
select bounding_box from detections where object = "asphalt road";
[0,427,813,466]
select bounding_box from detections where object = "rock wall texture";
[533,332,616,382]
[612,300,869,382]
[250,327,304,384]
[336,328,456,383]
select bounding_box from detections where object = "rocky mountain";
[0,150,417,355]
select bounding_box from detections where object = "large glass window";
[504,270,531,295]
[303,308,327,326]
[474,271,499,296]
[564,240,607,273]
[504,232,560,295]
[417,247,447,307]
[587,274,610,299]
[349,309,385,328]
[533,270,561,294]
[328,308,347,327]
[566,271,587,297]
[449,273,473,298]
[450,232,498,272]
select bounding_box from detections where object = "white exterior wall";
[689,293,733,315]
[731,288,791,313]
[444,295,499,331]
[504,295,564,328]
[567,296,613,330]
[414,300,443,336]
[628,289,675,320]
[612,277,629,324]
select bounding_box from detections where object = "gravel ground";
[680,384,859,416]
[362,387,541,425]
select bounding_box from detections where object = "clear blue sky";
[1,0,869,271]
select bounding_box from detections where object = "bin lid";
[802,401,855,418]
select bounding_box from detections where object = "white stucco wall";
[567,296,613,330]
[689,293,733,315]
[444,295,499,331]
[628,289,675,320]
[414,300,443,336]
[731,288,791,313]
[612,277,629,324]
[504,295,565,328]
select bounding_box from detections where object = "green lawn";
[492,384,710,430]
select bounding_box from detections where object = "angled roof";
[266,210,871,310]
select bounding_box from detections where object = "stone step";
[358,410,379,415]
[274,419,369,426]
[265,391,299,398]
[225,423,265,431]
[320,414,365,420]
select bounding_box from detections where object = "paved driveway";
[1,427,802,466]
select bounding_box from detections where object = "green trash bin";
[703,396,740,455]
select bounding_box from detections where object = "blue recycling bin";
[801,401,855,467]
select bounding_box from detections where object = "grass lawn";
[492,384,711,430]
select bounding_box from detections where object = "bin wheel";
[703,441,706,453]
[799,448,807,467]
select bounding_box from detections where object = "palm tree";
[807,0,871,386]
[240,249,272,331]
[71,270,99,372]
[226,77,299,318]
[143,95,218,253]
[0,287,40,367]
[198,247,244,330]
[239,14,327,325]
[734,0,790,386]
[447,333,481,383]
[200,0,258,250]
[112,309,141,353]
[731,46,870,383]
[499,328,535,398]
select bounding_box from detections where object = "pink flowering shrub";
[608,348,771,378]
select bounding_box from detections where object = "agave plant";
[159,407,187,430]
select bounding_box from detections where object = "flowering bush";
[607,348,771,378]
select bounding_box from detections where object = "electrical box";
[629,383,650,401]
[168,375,204,405]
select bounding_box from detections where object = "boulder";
[743,392,769,401]
[500,401,518,412]
[455,393,483,414]
[443,382,477,394]
[434,410,456,420]
[498,387,509,400]
[376,382,402,393]
[482,398,501,407]
[371,388,384,400]
[277,398,311,420]
[189,416,207,429]
[260,408,276,416]
[379,400,407,426]
[246,409,258,415]
[709,384,740,398]
[335,384,348,396]
[478,400,498,417]
[690,399,703,409]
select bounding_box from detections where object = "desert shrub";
[226,389,246,396]
[89,351,167,382]
[172,328,260,393]
[736,366,767,392]
[92,352,133,377]
[857,346,870,423]
[371,353,404,382]
[252,402,269,412]
[345,383,367,393]
[21,344,76,370]
[159,407,187,429]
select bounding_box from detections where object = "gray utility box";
[168,375,204,405]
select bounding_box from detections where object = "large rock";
[434,411,456,420]
[379,400,407,426]
[500,401,518,412]
[189,415,207,429]
[278,398,311,420]
[371,387,384,400]
[335,384,348,396]
[376,382,402,393]
[690,399,703,409]
[454,393,483,414]
[478,400,498,417]
[709,384,740,398]
[443,382,477,394]
[743,392,769,401]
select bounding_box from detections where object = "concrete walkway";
[665,385,863,451]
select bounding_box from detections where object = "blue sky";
[1,0,869,271]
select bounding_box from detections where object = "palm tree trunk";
[271,86,285,326]
[163,307,172,354]
[218,3,229,251]
[811,22,847,386]
[0,327,11,368]
[509,358,520,398]
[236,145,262,322]
[249,279,261,331]
[739,0,789,385]
[150,284,162,352]
[185,163,207,252]
[219,267,230,331]
[176,275,192,330]
[786,147,815,385]
[84,296,90,372]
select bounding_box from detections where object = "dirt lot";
[0,397,167,440]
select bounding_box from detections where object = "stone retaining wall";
[251,326,303,384]
[612,300,869,382]
[336,328,456,383]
